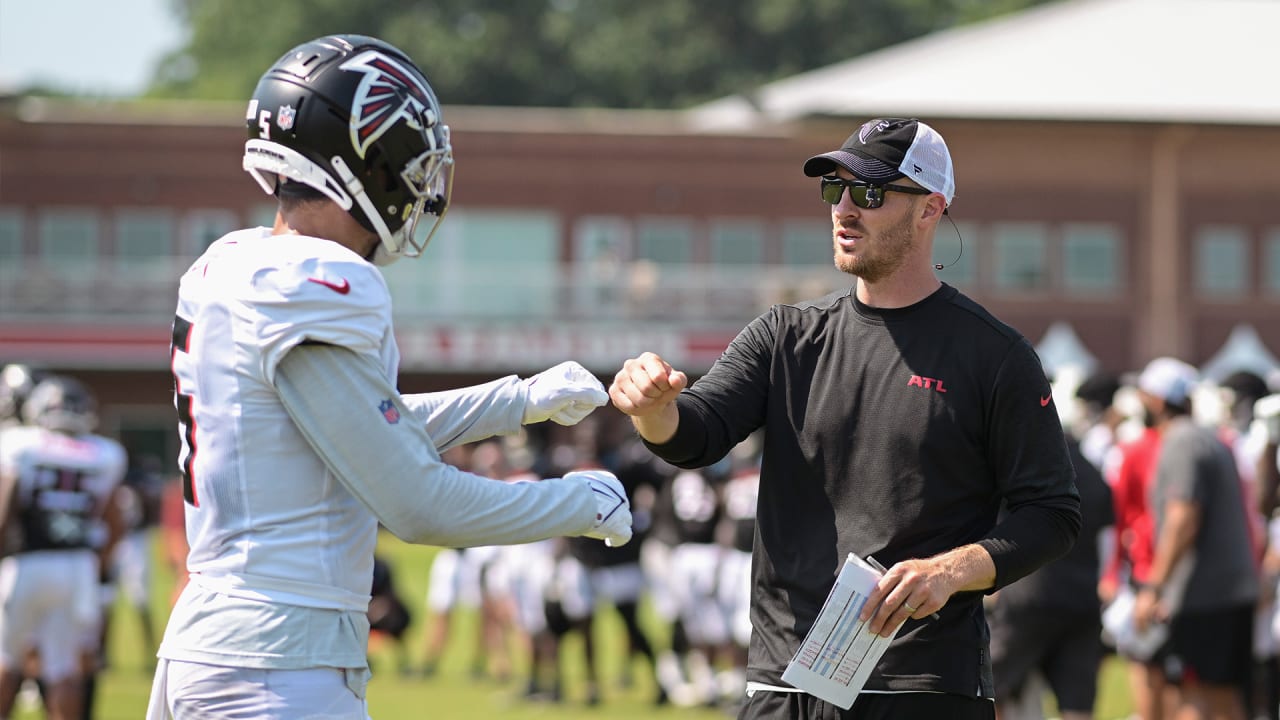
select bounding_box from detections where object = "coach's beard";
[834,210,916,284]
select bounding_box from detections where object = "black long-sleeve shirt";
[644,283,1080,697]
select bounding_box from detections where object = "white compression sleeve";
[399,377,527,452]
[274,343,596,547]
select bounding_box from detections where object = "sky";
[0,0,185,96]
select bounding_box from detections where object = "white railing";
[0,258,854,326]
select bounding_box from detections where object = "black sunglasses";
[819,176,932,208]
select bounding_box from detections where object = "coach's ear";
[919,193,947,223]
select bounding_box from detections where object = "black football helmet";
[243,35,454,264]
[23,375,98,435]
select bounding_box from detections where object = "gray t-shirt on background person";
[1150,416,1259,614]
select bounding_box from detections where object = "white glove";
[521,361,608,426]
[1256,393,1280,443]
[570,469,633,547]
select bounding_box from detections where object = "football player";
[145,35,632,719]
[0,363,42,429]
[0,376,127,720]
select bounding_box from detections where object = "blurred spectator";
[1257,392,1280,520]
[1073,372,1123,472]
[991,432,1114,720]
[1098,376,1167,720]
[1214,371,1277,720]
[1254,388,1280,720]
[1133,358,1259,720]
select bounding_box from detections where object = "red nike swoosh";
[1040,395,1052,407]
[308,277,351,295]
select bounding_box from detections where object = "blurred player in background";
[0,376,126,720]
[102,454,167,669]
[716,438,762,712]
[365,555,412,676]
[416,444,511,682]
[146,34,632,719]
[554,425,665,707]
[663,466,728,707]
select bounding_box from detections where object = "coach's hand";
[860,546,995,637]
[521,361,608,426]
[608,352,687,444]
[571,470,633,547]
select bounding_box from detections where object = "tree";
[146,0,1052,108]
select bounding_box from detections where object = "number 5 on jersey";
[172,315,198,505]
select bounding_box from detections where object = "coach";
[609,118,1081,720]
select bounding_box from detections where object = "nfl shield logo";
[277,104,296,131]
[378,399,400,424]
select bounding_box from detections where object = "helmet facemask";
[240,36,455,265]
[339,125,454,265]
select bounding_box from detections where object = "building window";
[1264,228,1280,297]
[0,208,23,279]
[1062,223,1121,294]
[780,219,831,266]
[386,210,560,318]
[710,219,765,266]
[574,216,630,265]
[635,217,693,265]
[992,222,1048,291]
[249,204,277,228]
[37,208,99,276]
[934,221,976,287]
[1194,225,1248,297]
[114,209,176,269]
[573,216,631,314]
[183,210,238,255]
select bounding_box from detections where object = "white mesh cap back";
[899,122,955,206]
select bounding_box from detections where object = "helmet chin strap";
[370,244,401,267]
[330,155,402,257]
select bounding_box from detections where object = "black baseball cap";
[803,117,956,205]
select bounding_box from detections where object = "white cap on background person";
[1136,357,1199,408]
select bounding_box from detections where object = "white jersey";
[0,425,126,553]
[170,228,397,612]
[159,228,599,677]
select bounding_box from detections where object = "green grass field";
[16,532,1136,719]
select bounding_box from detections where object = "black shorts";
[1165,604,1254,688]
[544,600,572,637]
[739,690,995,720]
[989,604,1103,712]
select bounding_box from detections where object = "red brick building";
[3,0,1279,464]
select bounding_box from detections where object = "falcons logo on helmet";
[339,51,439,160]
